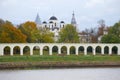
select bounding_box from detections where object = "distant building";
[35,14,66,42]
[35,12,77,42]
[35,13,41,25]
[79,32,91,43]
[71,12,77,27]
[98,27,109,43]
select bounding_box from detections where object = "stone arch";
[43,46,49,55]
[112,46,118,55]
[87,46,93,55]
[33,46,40,55]
[70,46,76,55]
[96,46,101,55]
[52,46,58,55]
[4,46,10,55]
[13,46,20,55]
[23,46,30,55]
[104,46,109,54]
[61,46,67,55]
[78,46,84,55]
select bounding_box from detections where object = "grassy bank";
[0,55,120,63]
[0,55,120,62]
[0,55,120,69]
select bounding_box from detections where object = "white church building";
[35,12,77,42]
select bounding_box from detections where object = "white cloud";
[0,0,18,7]
[0,0,119,30]
[85,0,105,8]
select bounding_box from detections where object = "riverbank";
[0,61,120,70]
[0,55,120,69]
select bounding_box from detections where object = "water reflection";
[0,68,120,80]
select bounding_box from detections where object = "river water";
[0,68,120,80]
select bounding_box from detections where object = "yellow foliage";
[0,21,27,43]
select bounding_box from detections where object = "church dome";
[49,21,53,23]
[43,21,47,24]
[60,21,65,23]
[49,16,57,20]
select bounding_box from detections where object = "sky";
[0,0,120,31]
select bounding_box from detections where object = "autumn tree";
[19,21,54,43]
[0,19,26,43]
[19,21,38,43]
[58,24,79,43]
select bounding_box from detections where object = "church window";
[45,25,47,28]
[52,25,53,29]
[63,25,64,28]
[55,23,56,27]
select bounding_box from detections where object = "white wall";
[0,43,120,56]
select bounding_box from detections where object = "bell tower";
[35,13,41,25]
[71,11,77,27]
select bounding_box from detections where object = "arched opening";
[13,46,20,56]
[4,46,10,56]
[112,46,118,55]
[52,46,58,55]
[61,46,67,55]
[43,46,49,55]
[87,46,93,55]
[96,46,101,55]
[78,46,84,55]
[55,23,56,26]
[33,46,40,55]
[70,46,76,55]
[23,46,30,55]
[104,46,109,55]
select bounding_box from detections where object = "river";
[0,68,120,80]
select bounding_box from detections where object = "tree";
[97,19,105,28]
[19,21,54,43]
[33,27,54,43]
[0,20,26,43]
[109,21,120,38]
[101,21,120,43]
[58,24,79,43]
[101,34,120,43]
[83,27,98,43]
[19,21,38,43]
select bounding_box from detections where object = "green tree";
[0,20,26,43]
[101,34,120,43]
[58,24,79,43]
[109,21,120,37]
[38,27,54,43]
[31,27,54,43]
[101,21,120,43]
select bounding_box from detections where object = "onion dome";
[49,21,53,23]
[49,16,57,20]
[60,21,65,23]
[43,21,47,24]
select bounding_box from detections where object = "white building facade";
[0,43,120,56]
[35,15,66,42]
[35,12,77,42]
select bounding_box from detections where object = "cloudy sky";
[0,0,120,31]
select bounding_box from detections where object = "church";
[35,12,77,42]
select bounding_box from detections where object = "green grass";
[0,55,120,62]
[1,50,120,63]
